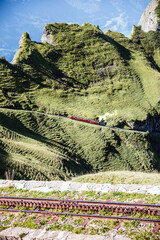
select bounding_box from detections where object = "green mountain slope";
[0,108,157,180]
[1,23,160,121]
[0,23,160,179]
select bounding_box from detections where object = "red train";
[69,115,106,126]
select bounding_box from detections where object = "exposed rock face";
[126,114,160,132]
[41,27,56,45]
[138,0,159,32]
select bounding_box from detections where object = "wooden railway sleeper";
[153,223,160,233]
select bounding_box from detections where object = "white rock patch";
[0,180,159,195]
[138,0,159,32]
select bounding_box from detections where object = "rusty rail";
[0,208,160,224]
[0,196,160,216]
[0,197,160,233]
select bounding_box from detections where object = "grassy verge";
[72,171,160,186]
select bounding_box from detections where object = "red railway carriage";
[69,115,99,125]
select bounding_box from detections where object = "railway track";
[1,196,160,215]
[0,208,160,224]
[0,197,160,233]
[0,196,160,216]
[0,107,145,134]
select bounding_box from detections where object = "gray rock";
[0,227,29,239]
[138,0,159,32]
[0,180,160,196]
[60,181,72,192]
[47,181,64,190]
[41,27,56,46]
[0,227,131,240]
[147,186,160,194]
[69,182,83,191]
[24,180,45,189]
[29,186,53,193]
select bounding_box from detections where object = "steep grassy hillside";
[0,108,158,180]
[1,23,160,122]
[0,23,160,179]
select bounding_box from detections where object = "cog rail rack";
[0,196,160,216]
[0,197,160,233]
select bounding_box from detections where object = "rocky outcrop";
[126,114,160,132]
[138,0,160,32]
[41,27,56,45]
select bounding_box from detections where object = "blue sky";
[0,0,151,62]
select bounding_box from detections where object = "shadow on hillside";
[147,56,160,72]
[0,112,92,177]
[21,48,86,89]
[0,149,10,179]
[99,33,131,61]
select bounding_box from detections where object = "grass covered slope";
[1,23,160,122]
[1,23,160,179]
[72,171,160,185]
[30,24,160,123]
[0,108,158,180]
